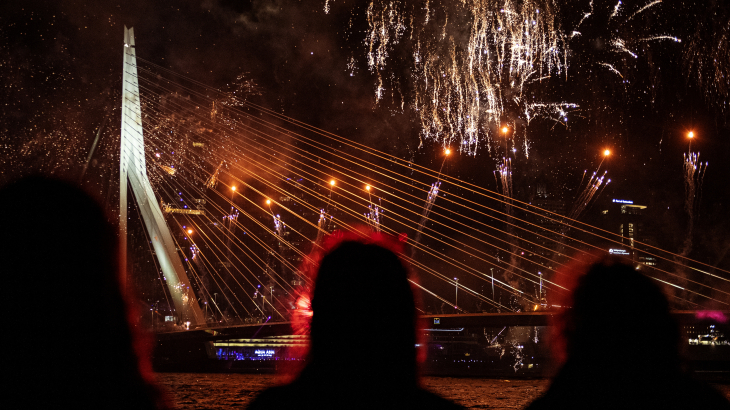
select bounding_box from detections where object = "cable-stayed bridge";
[119,27,730,341]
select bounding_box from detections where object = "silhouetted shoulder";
[248,383,464,410]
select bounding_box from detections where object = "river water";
[155,373,547,409]
[156,373,730,409]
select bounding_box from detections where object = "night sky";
[1,0,729,269]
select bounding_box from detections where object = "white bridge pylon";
[119,26,204,326]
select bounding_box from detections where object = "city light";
[231,186,236,191]
[501,126,509,134]
[330,179,335,186]
[604,149,610,156]
[365,185,371,191]
[444,148,451,156]
[688,131,695,139]
[266,199,271,205]
[187,229,193,234]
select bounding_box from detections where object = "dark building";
[529,183,567,266]
[598,197,657,267]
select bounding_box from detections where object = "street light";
[454,277,459,312]
[688,131,695,151]
[213,293,219,322]
[501,126,510,154]
[229,186,236,221]
[365,185,372,204]
[150,301,158,331]
[270,286,275,320]
[438,148,452,179]
[598,149,611,170]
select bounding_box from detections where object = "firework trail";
[566,150,610,220]
[412,181,441,257]
[496,158,513,205]
[679,151,708,257]
[578,169,587,189]
[210,100,219,121]
[274,213,285,237]
[568,170,609,220]
[683,2,730,119]
[511,343,524,372]
[223,209,239,255]
[673,151,707,305]
[273,213,289,280]
[159,163,176,176]
[315,208,328,244]
[570,0,679,75]
[365,202,384,233]
[190,244,213,307]
[551,163,608,264]
[206,161,223,189]
[313,181,338,245]
[495,157,524,295]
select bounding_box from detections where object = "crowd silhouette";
[526,256,729,409]
[2,177,727,409]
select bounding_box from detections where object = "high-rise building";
[599,198,656,266]
[530,184,567,265]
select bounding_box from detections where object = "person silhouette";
[0,177,169,409]
[248,232,463,409]
[526,256,730,410]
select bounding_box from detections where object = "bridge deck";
[156,311,724,341]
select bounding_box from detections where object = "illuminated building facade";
[599,198,657,266]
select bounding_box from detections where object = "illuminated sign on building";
[609,249,630,255]
[255,349,275,357]
[612,199,633,204]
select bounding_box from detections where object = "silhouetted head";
[0,177,163,408]
[556,256,680,371]
[306,232,418,385]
